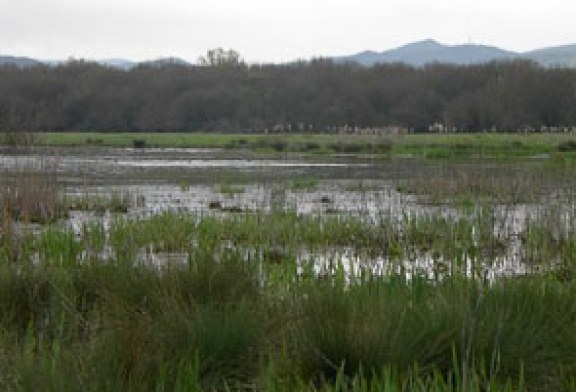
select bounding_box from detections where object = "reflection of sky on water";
[0,147,379,184]
[115,159,368,168]
[4,147,576,279]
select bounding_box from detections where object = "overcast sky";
[1,0,576,63]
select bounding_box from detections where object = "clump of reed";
[0,249,265,391]
[218,181,245,196]
[0,164,65,224]
[65,191,135,215]
[396,165,548,205]
[288,276,576,390]
[0,131,41,149]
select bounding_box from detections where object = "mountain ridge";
[336,39,576,67]
[0,55,42,68]
[521,43,576,67]
[2,40,576,69]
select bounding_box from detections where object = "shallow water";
[0,146,378,183]
[1,146,567,229]
[3,146,574,278]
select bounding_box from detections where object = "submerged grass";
[1,199,576,390]
[102,206,511,283]
[395,165,553,204]
[64,191,137,214]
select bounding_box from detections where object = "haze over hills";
[524,44,576,67]
[2,40,576,68]
[0,55,42,68]
[336,39,516,66]
[139,57,192,68]
[336,39,576,67]
[0,55,197,70]
[97,59,137,70]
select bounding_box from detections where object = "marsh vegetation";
[2,136,576,391]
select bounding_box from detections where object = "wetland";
[2,134,576,391]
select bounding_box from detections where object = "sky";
[1,0,576,63]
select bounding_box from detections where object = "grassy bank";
[5,132,576,158]
[19,132,394,155]
[392,133,576,158]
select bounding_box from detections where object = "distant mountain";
[336,39,576,68]
[4,41,576,69]
[0,55,42,68]
[98,59,137,70]
[336,40,515,66]
[2,56,188,70]
[138,57,192,68]
[522,44,576,67]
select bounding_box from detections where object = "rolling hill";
[3,40,576,69]
[0,55,42,68]
[336,39,576,67]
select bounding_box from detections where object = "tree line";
[1,57,576,133]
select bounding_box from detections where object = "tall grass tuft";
[290,277,576,390]
[0,162,65,224]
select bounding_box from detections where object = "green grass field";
[10,131,574,158]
